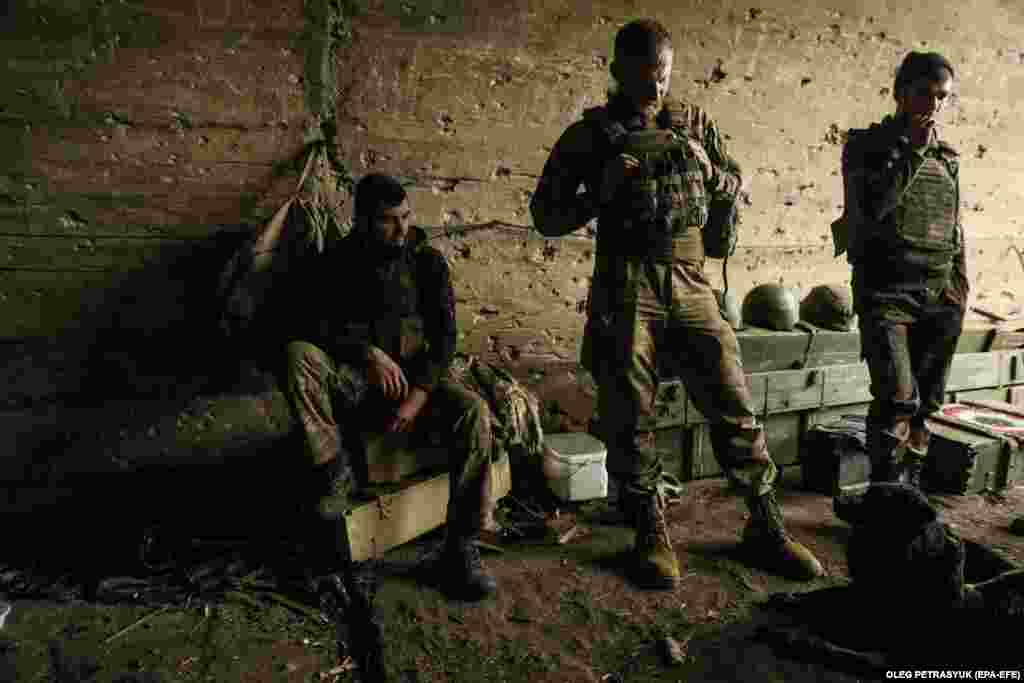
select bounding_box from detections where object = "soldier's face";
[369,199,412,247]
[896,73,954,131]
[612,49,673,116]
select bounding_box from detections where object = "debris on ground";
[657,634,690,666]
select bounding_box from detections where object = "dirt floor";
[2,468,1023,683]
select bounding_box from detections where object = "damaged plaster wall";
[335,0,1024,368]
[2,0,1024,463]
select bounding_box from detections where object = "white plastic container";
[542,432,608,502]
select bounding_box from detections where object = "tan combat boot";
[743,491,825,581]
[627,492,681,590]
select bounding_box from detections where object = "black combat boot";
[314,452,357,521]
[868,428,903,484]
[902,448,927,489]
[901,427,930,490]
[437,532,497,601]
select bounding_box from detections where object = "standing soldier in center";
[530,18,823,588]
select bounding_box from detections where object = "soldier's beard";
[371,240,404,260]
[607,92,660,127]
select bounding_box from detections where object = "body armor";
[584,107,709,263]
[880,152,959,276]
[846,121,961,288]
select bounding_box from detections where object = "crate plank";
[946,353,1002,391]
[764,412,804,467]
[823,363,873,406]
[764,368,825,414]
[345,455,511,562]
[949,388,1010,405]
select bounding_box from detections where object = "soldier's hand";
[385,387,429,433]
[599,153,642,205]
[366,347,409,401]
[685,138,714,181]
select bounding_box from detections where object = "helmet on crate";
[741,283,799,331]
[800,283,855,331]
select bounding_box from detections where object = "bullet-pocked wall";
[332,0,1024,369]
[2,0,1024,408]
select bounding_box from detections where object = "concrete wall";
[2,0,1024,409]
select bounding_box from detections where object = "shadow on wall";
[75,228,277,401]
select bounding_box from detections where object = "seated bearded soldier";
[280,173,498,601]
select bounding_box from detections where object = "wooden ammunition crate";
[345,454,512,562]
[922,401,1024,494]
[799,415,871,495]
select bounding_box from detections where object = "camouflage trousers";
[281,341,495,535]
[584,259,777,500]
[855,287,965,455]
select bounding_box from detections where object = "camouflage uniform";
[531,98,773,501]
[838,114,969,483]
[532,97,824,584]
[280,226,494,535]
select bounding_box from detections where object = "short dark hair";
[614,18,673,61]
[894,51,955,98]
[354,173,407,219]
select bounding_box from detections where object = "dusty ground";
[2,469,1023,683]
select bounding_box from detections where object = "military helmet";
[741,283,799,331]
[800,283,855,331]
[713,289,742,330]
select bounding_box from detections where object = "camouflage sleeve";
[692,106,743,199]
[529,121,600,237]
[406,247,457,392]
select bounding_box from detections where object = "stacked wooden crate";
[650,325,1024,483]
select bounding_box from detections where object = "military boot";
[743,491,825,581]
[314,452,357,521]
[868,427,903,484]
[901,427,930,490]
[625,492,681,589]
[436,532,497,601]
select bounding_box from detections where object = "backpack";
[446,354,545,465]
[215,143,348,354]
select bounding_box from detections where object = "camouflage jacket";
[293,226,457,393]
